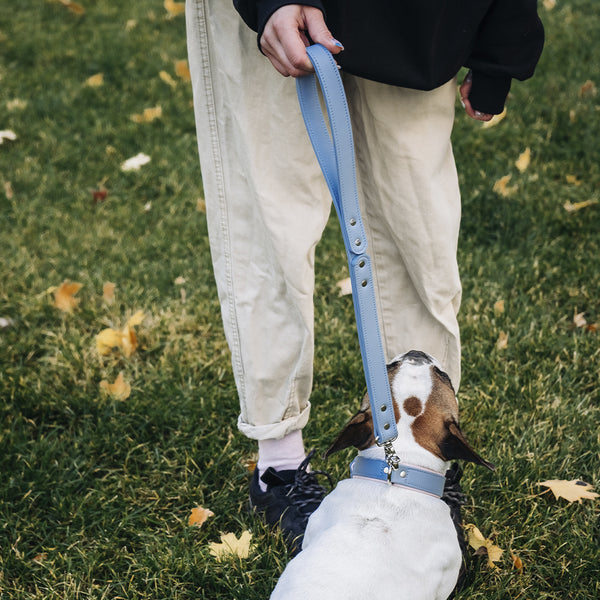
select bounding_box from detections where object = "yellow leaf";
[496,331,508,350]
[130,106,163,123]
[196,197,206,213]
[102,282,115,304]
[543,0,556,10]
[125,19,138,32]
[573,312,587,328]
[174,276,186,285]
[209,531,253,561]
[464,524,504,568]
[127,310,145,327]
[566,174,582,186]
[493,299,505,315]
[175,59,191,81]
[4,181,14,200]
[99,371,131,400]
[96,328,123,356]
[336,277,352,296]
[481,107,507,128]
[159,70,177,88]
[539,479,598,503]
[563,199,598,213]
[7,98,27,111]
[53,281,83,313]
[85,73,104,87]
[511,552,524,572]
[164,0,185,17]
[515,147,531,173]
[59,0,85,15]
[188,506,214,527]
[579,80,597,98]
[493,175,517,198]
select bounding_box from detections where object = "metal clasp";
[383,441,401,483]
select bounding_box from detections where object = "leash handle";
[296,44,398,447]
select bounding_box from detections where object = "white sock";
[257,430,306,492]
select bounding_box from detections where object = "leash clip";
[383,441,401,483]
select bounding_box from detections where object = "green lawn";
[1,1,598,598]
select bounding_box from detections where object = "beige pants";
[186,0,462,441]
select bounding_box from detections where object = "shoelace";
[286,450,334,516]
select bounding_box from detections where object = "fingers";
[460,71,493,122]
[260,5,343,77]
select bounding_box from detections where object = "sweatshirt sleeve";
[233,1,325,43]
[466,0,544,114]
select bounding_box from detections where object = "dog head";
[324,350,494,470]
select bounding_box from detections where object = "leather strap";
[296,44,398,446]
[350,456,446,498]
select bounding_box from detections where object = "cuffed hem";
[237,402,311,441]
[468,70,511,115]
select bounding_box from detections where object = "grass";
[0,1,598,598]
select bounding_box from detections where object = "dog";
[270,350,494,600]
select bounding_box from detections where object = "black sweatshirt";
[232,0,544,115]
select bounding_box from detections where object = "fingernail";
[475,111,484,118]
[460,99,466,108]
[332,39,344,50]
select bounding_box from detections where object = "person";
[185,0,544,552]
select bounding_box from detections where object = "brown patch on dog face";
[403,396,423,417]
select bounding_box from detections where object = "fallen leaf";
[85,73,104,87]
[130,106,163,123]
[586,323,598,333]
[209,531,253,561]
[243,455,258,473]
[59,0,85,15]
[482,107,507,128]
[175,59,191,81]
[127,310,145,327]
[99,371,131,400]
[174,276,186,285]
[125,19,137,31]
[493,174,517,197]
[566,174,582,186]
[121,153,151,172]
[336,277,352,296]
[188,506,214,527]
[159,70,177,88]
[543,0,556,9]
[33,553,48,564]
[496,331,508,350]
[96,312,145,357]
[563,199,598,213]
[579,80,597,98]
[96,328,123,356]
[0,130,17,144]
[102,282,115,304]
[164,0,185,17]
[510,552,524,572]
[538,479,598,503]
[515,147,531,173]
[91,187,108,204]
[493,299,505,315]
[464,524,504,568]
[53,281,83,313]
[196,197,206,213]
[6,99,27,111]
[573,312,587,328]
[4,181,14,199]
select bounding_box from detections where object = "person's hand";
[260,5,344,77]
[459,71,493,122]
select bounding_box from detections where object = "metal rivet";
[350,218,356,226]
[399,471,407,478]
[384,423,390,430]
[355,238,362,246]
[361,280,367,287]
[359,260,365,268]
[380,405,387,412]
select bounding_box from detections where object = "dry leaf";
[99,371,131,400]
[510,552,524,572]
[493,175,517,197]
[4,181,14,199]
[121,153,151,172]
[102,282,115,304]
[96,328,124,356]
[196,197,206,212]
[566,174,582,186]
[130,106,163,123]
[573,312,587,328]
[53,281,83,313]
[7,99,27,111]
[59,0,85,15]
[515,147,531,173]
[33,553,48,564]
[493,299,505,315]
[85,73,104,87]
[464,524,504,568]
[209,531,253,561]
[125,19,137,31]
[538,479,598,503]
[96,312,145,357]
[159,70,177,88]
[336,277,353,296]
[175,60,191,81]
[543,0,556,10]
[496,331,508,349]
[164,0,185,17]
[579,80,597,98]
[91,187,108,204]
[174,276,186,285]
[127,310,145,327]
[563,199,598,213]
[482,107,507,128]
[0,130,17,144]
[188,506,214,527]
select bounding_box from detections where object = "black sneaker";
[249,450,332,555]
[441,462,468,596]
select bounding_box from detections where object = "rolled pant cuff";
[237,402,311,441]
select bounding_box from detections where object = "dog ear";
[323,409,376,459]
[440,421,495,471]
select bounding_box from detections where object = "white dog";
[271,350,494,600]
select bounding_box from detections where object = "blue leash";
[296,44,399,462]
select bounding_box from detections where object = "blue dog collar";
[350,456,446,498]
